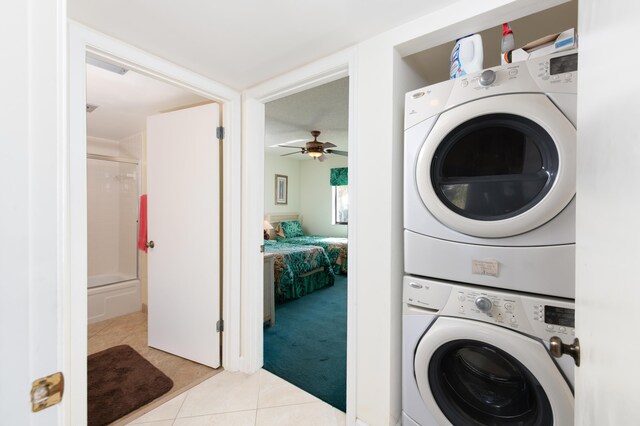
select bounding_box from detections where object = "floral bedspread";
[264,240,335,301]
[278,235,348,275]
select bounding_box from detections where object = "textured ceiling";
[265,77,348,160]
[69,0,452,89]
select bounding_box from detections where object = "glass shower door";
[87,157,139,288]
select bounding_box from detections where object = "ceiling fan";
[278,130,348,162]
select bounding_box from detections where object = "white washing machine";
[402,276,576,426]
[404,51,577,298]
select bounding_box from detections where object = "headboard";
[266,213,302,227]
[265,213,302,237]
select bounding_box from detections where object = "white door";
[575,0,640,423]
[3,0,65,423]
[146,103,221,368]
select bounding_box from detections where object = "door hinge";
[216,319,224,332]
[260,244,265,253]
[216,126,225,140]
[31,372,64,412]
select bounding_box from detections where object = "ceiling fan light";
[308,151,323,158]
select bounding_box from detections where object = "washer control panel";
[404,275,575,343]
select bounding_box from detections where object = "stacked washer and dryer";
[402,50,579,426]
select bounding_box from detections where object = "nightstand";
[263,253,276,326]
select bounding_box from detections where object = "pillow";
[274,224,285,239]
[280,220,304,238]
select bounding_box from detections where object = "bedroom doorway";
[262,77,350,412]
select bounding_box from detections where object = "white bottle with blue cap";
[449,34,484,79]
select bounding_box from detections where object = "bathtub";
[88,274,141,324]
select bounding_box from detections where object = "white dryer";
[404,51,578,298]
[402,276,576,426]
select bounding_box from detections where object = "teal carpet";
[263,274,347,412]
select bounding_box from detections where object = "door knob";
[146,240,155,249]
[549,336,580,367]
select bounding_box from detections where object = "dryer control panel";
[405,49,578,130]
[404,275,575,343]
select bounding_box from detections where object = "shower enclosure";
[87,154,141,322]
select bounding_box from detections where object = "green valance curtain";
[330,168,348,186]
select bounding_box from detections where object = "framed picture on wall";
[275,174,288,205]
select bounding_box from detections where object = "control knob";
[479,70,496,86]
[475,296,493,313]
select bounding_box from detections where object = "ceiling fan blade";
[318,154,327,162]
[277,145,307,149]
[322,142,336,148]
[326,149,348,156]
[281,151,303,157]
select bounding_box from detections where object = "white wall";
[299,156,348,237]
[264,154,301,215]
[575,0,640,423]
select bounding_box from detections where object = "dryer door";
[415,93,575,238]
[414,317,574,426]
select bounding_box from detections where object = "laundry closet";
[398,2,579,425]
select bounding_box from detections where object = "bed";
[263,239,335,302]
[267,213,348,275]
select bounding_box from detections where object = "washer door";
[415,94,576,238]
[414,317,574,426]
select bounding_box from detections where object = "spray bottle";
[449,34,484,79]
[501,23,515,64]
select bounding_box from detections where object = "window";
[333,185,348,224]
[330,167,348,225]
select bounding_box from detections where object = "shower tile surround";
[88,311,220,425]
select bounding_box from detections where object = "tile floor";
[127,369,346,426]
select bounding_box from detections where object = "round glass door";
[428,340,553,426]
[431,114,558,221]
[415,94,576,238]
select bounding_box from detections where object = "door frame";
[68,21,242,423]
[241,47,358,422]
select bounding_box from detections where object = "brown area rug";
[88,345,173,426]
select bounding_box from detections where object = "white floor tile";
[127,421,174,426]
[129,392,187,423]
[256,401,345,426]
[176,370,260,418]
[172,410,257,426]
[258,369,319,408]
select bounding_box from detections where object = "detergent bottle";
[501,22,515,64]
[449,34,484,79]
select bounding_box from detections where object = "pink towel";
[138,194,148,253]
